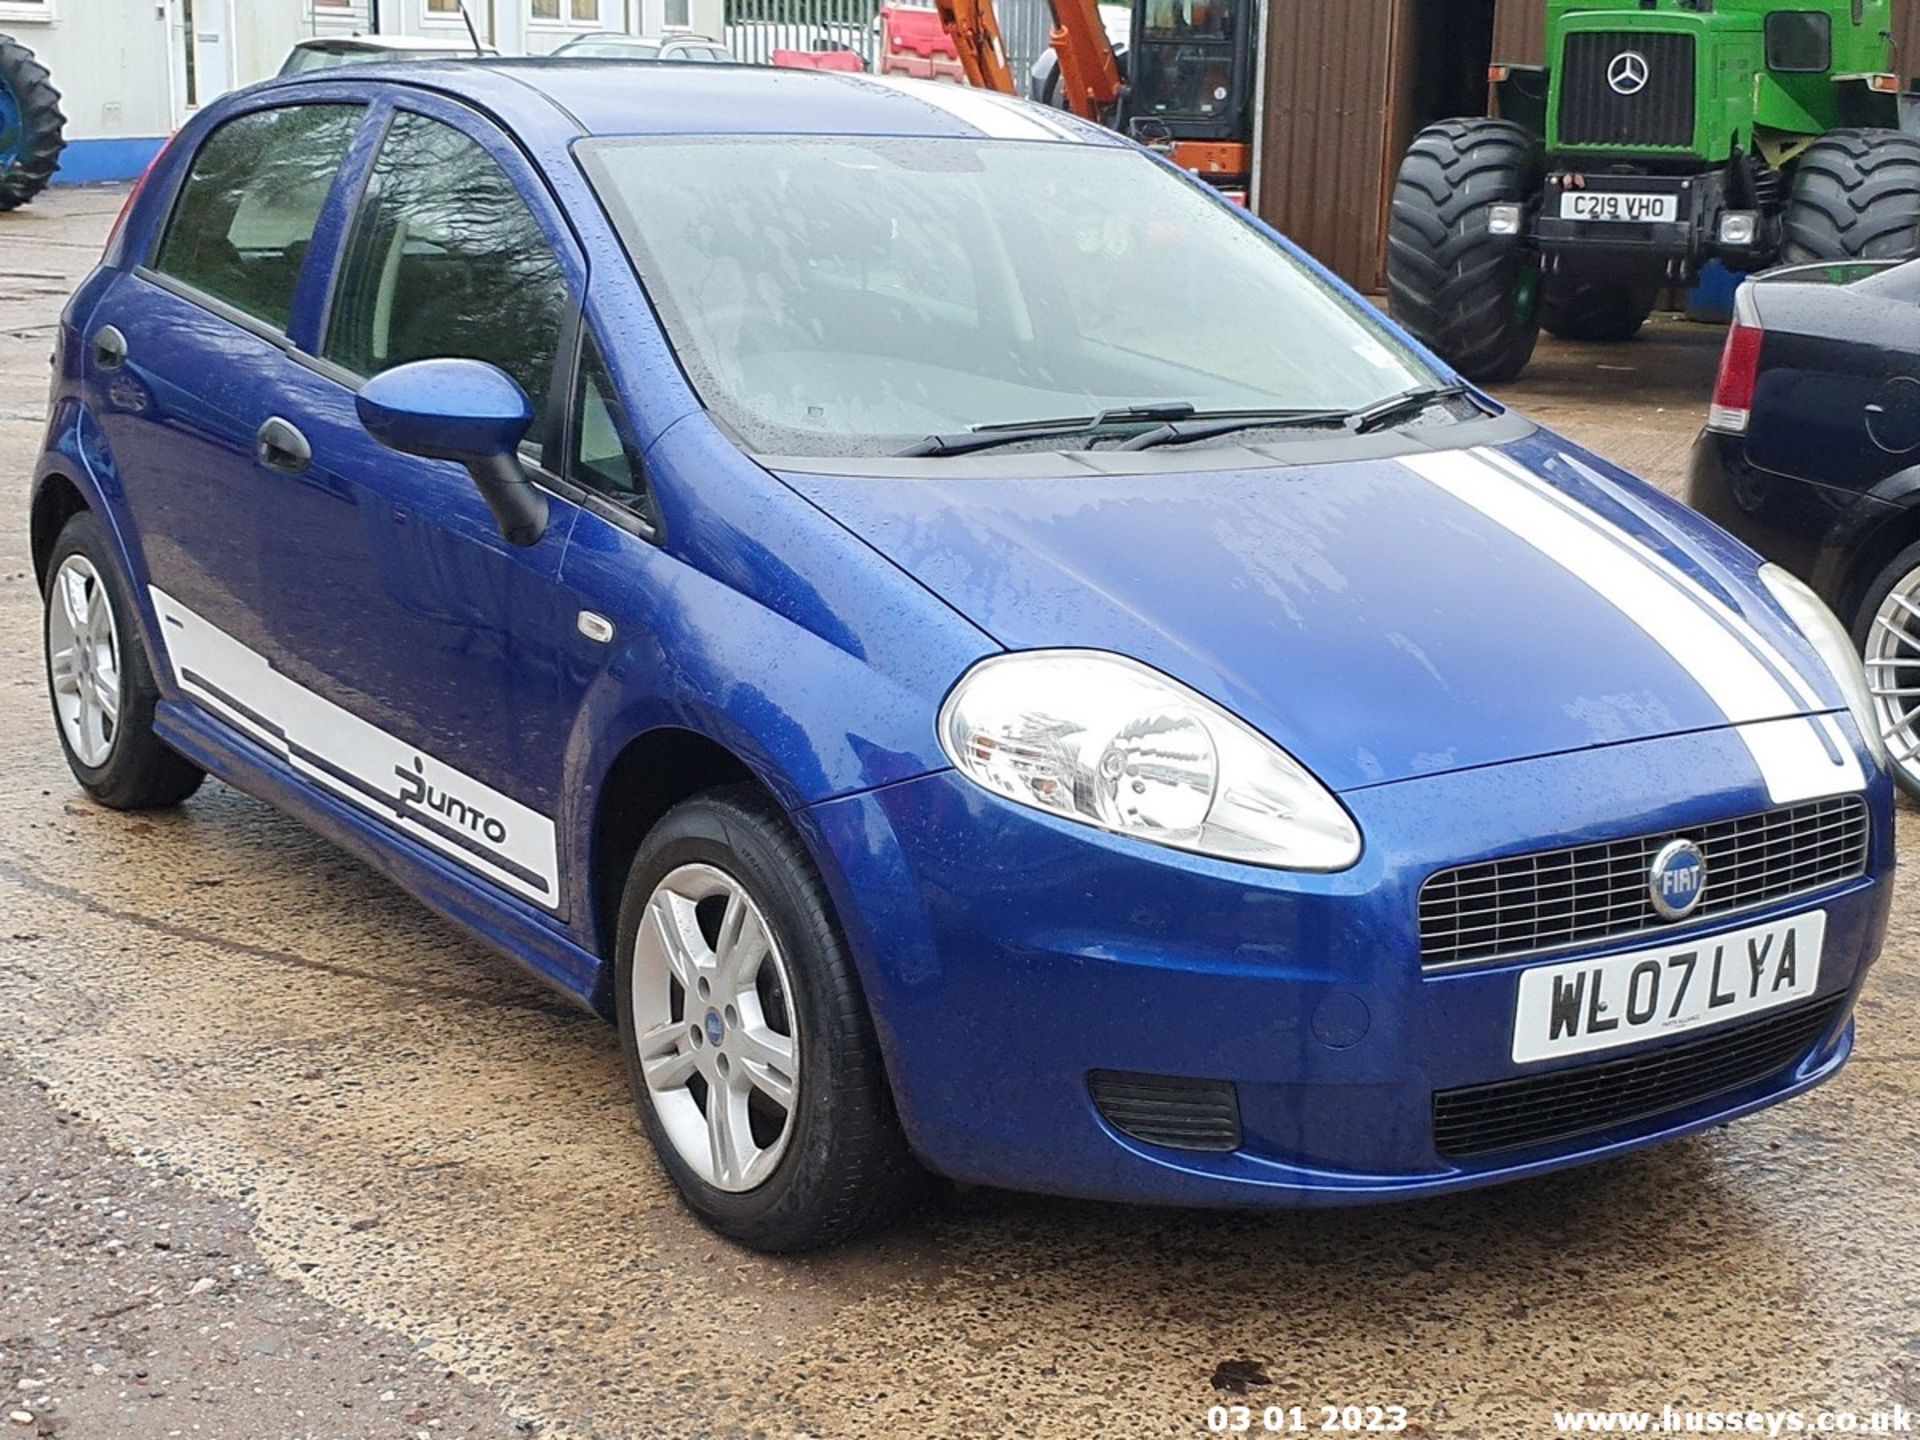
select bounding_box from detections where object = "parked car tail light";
[1708,316,1763,435]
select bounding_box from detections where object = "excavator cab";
[1119,0,1256,195]
[936,0,1255,196]
[1123,0,1254,144]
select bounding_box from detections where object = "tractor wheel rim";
[1514,264,1539,326]
[0,75,22,168]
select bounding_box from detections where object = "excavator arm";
[934,0,1121,122]
[1047,0,1122,121]
[932,0,1017,93]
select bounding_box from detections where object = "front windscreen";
[583,136,1440,457]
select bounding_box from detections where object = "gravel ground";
[1,1056,518,1439]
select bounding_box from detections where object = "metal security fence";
[723,0,1054,81]
[994,0,1055,92]
[725,0,882,68]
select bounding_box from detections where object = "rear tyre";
[614,785,918,1252]
[1781,128,1920,265]
[1852,539,1920,800]
[1538,279,1656,343]
[0,34,66,212]
[42,512,205,810]
[1388,117,1543,383]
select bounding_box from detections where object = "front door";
[218,101,592,915]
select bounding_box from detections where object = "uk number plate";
[1558,191,1680,224]
[1511,911,1825,1065]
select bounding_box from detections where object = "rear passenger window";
[325,111,572,455]
[153,105,363,332]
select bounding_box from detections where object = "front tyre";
[1387,117,1543,383]
[42,512,205,810]
[615,786,917,1251]
[1539,278,1656,343]
[1782,128,1920,265]
[1853,539,1920,799]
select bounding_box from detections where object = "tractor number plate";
[1558,191,1680,224]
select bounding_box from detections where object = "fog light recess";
[1088,1071,1242,1153]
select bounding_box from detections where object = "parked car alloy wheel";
[629,859,803,1192]
[41,512,204,810]
[46,551,122,769]
[1857,540,1920,796]
[614,788,915,1251]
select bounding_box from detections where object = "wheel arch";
[1839,489,1920,632]
[29,469,89,594]
[582,725,768,1007]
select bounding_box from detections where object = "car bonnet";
[775,434,1865,802]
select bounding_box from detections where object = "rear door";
[89,100,366,655]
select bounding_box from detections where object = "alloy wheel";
[629,862,801,1193]
[47,555,122,769]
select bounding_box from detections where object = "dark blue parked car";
[1690,258,1920,801]
[31,62,1894,1250]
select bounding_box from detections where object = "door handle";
[92,325,127,371]
[255,415,312,474]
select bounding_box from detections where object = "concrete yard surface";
[1,187,1916,1440]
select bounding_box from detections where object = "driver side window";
[325,110,572,462]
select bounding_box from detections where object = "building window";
[529,0,600,24]
[664,0,689,26]
[426,0,461,11]
[0,0,54,22]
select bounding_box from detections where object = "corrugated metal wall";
[1490,0,1543,66]
[1255,0,1412,289]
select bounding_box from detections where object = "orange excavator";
[931,0,1256,198]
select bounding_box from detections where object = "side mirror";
[355,358,549,548]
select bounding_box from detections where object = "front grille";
[1089,1071,1241,1152]
[1419,796,1869,969]
[1558,31,1696,149]
[1433,997,1844,1160]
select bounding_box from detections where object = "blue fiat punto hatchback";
[32,62,1893,1250]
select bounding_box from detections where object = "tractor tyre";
[1538,279,1657,343]
[1387,117,1544,383]
[0,33,65,212]
[1781,128,1920,265]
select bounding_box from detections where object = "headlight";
[937,650,1362,871]
[1759,564,1888,771]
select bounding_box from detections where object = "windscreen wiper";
[1116,406,1355,451]
[896,402,1198,458]
[1120,385,1481,452]
[1349,383,1477,435]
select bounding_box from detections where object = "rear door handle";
[92,325,127,371]
[255,416,312,475]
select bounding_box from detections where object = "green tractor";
[1387,0,1920,381]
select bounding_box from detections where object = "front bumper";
[802,724,1893,1206]
[1533,169,1769,283]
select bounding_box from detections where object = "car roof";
[270,61,1118,145]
